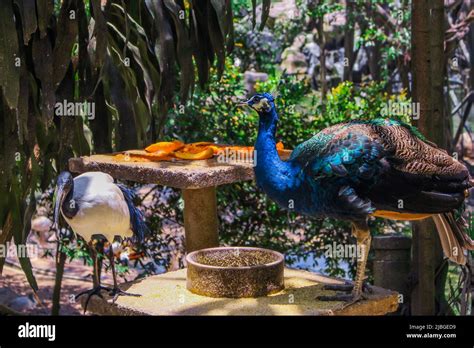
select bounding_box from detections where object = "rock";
[31,216,52,233]
[7,294,37,312]
[0,287,19,306]
[281,46,309,76]
[269,0,299,21]
[244,71,269,95]
[30,216,54,247]
[323,10,347,32]
[303,41,321,76]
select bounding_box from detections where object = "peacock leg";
[317,221,372,303]
[107,245,140,302]
[351,222,371,300]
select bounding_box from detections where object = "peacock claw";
[316,292,368,305]
[316,293,356,302]
[75,285,113,314]
[322,281,373,294]
[109,287,141,303]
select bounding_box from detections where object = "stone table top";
[82,268,399,316]
[68,150,292,189]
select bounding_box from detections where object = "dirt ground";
[0,239,142,315]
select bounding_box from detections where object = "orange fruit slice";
[175,147,214,160]
[145,140,184,153]
[190,141,214,146]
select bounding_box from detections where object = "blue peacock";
[242,92,474,303]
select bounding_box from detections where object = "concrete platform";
[69,150,292,189]
[82,268,399,316]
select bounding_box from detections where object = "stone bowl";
[186,247,284,298]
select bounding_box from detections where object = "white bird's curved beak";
[53,185,66,230]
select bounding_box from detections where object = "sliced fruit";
[190,141,214,146]
[145,140,184,153]
[276,141,284,151]
[175,147,214,160]
[208,145,221,154]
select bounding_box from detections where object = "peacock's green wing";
[290,126,388,182]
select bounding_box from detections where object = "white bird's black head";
[53,171,76,229]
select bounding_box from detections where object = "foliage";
[353,0,412,84]
[324,81,412,125]
[0,0,267,293]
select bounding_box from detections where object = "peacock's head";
[239,92,275,114]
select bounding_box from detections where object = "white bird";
[53,171,149,310]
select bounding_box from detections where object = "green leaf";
[53,0,78,89]
[72,115,91,156]
[90,0,108,70]
[104,53,139,150]
[32,34,55,125]
[18,255,39,292]
[145,0,176,104]
[14,0,38,45]
[206,2,225,76]
[0,214,13,274]
[0,0,20,110]
[36,0,54,38]
[190,4,209,88]
[10,173,38,292]
[259,0,271,30]
[163,0,194,102]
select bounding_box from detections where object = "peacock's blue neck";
[254,107,307,210]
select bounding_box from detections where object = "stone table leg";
[182,186,219,252]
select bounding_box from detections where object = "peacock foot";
[321,281,373,294]
[75,285,113,314]
[316,291,369,310]
[316,293,359,302]
[108,287,141,303]
[316,281,372,306]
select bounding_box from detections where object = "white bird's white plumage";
[61,172,133,242]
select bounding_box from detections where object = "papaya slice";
[145,140,184,153]
[190,141,214,147]
[175,147,214,160]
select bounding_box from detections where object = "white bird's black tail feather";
[432,212,474,265]
[117,184,150,244]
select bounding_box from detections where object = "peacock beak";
[236,98,251,107]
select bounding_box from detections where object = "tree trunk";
[411,0,434,316]
[411,0,448,315]
[343,0,355,82]
[316,18,327,108]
